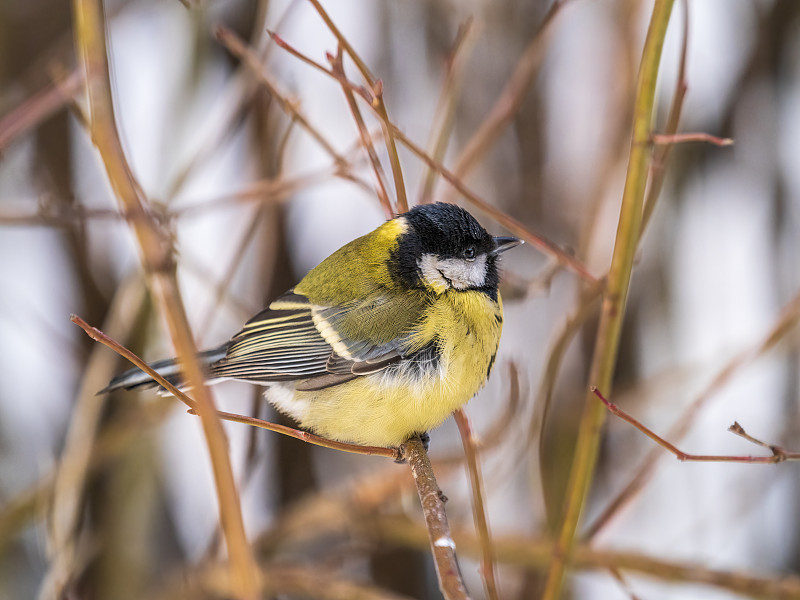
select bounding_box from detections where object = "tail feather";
[99,346,229,394]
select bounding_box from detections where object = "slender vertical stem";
[540,2,675,599]
[71,3,259,598]
[454,409,499,600]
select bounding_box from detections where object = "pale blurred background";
[1,0,799,599]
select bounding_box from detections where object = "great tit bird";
[103,203,521,447]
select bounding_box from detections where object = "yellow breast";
[290,290,503,446]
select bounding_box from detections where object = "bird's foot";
[394,432,430,464]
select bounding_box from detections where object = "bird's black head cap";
[388,203,500,299]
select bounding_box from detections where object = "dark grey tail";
[99,346,229,394]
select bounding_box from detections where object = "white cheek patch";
[418,253,488,291]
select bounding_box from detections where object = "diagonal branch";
[586,286,800,538]
[592,387,800,463]
[306,0,407,213]
[71,2,259,597]
[329,45,394,217]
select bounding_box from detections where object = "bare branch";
[593,387,799,463]
[454,409,498,600]
[71,2,259,595]
[402,436,471,600]
[651,132,733,146]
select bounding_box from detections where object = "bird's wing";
[210,289,430,389]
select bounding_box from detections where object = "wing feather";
[209,288,433,385]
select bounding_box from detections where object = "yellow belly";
[284,290,503,447]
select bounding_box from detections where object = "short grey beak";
[492,236,522,254]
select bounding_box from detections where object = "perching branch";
[402,435,471,600]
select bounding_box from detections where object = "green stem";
[540,2,675,598]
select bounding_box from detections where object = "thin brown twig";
[608,567,642,600]
[215,25,348,170]
[642,0,688,234]
[453,409,498,600]
[592,387,800,463]
[728,421,799,456]
[306,0,408,212]
[0,68,84,153]
[274,114,299,175]
[531,282,603,445]
[651,132,733,146]
[329,45,394,217]
[372,81,409,215]
[586,286,800,538]
[305,0,376,83]
[266,29,373,102]
[479,362,522,452]
[71,315,197,408]
[402,435,471,600]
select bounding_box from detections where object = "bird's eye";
[463,246,476,261]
